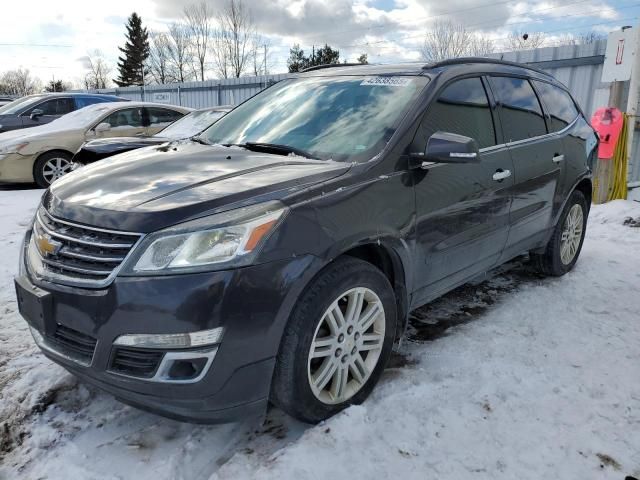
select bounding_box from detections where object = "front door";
[412,77,513,305]
[21,97,74,129]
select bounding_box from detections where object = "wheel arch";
[32,149,75,183]
[339,241,411,342]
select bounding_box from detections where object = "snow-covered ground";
[0,188,639,480]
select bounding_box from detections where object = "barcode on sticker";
[361,77,412,87]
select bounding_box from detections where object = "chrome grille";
[28,207,142,288]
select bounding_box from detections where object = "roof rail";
[300,63,364,73]
[423,57,551,77]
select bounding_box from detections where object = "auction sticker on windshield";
[361,77,412,87]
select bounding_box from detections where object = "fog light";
[167,357,208,380]
[113,327,224,349]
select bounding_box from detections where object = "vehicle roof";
[298,57,556,82]
[194,105,232,113]
[19,92,127,99]
[82,101,192,112]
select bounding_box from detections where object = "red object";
[591,107,624,160]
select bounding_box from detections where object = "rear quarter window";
[532,81,579,133]
[489,76,547,142]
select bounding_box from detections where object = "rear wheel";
[271,257,396,423]
[34,151,73,188]
[532,190,588,276]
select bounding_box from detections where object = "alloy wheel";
[560,203,584,265]
[42,157,73,184]
[307,287,385,405]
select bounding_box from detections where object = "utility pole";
[264,44,267,75]
[624,24,640,180]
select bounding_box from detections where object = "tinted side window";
[76,96,109,109]
[103,108,143,128]
[532,81,579,133]
[146,107,184,126]
[417,77,496,150]
[25,99,57,116]
[57,98,75,115]
[489,76,547,142]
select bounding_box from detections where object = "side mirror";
[411,132,481,167]
[30,109,44,120]
[94,122,111,133]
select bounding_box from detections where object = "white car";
[0,101,191,187]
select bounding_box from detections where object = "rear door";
[144,107,185,135]
[488,76,564,257]
[531,80,583,208]
[412,76,514,303]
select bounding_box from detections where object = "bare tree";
[148,31,173,84]
[506,31,546,51]
[184,1,213,81]
[421,20,493,62]
[80,50,112,90]
[214,0,256,78]
[555,31,605,47]
[167,23,193,83]
[0,69,41,96]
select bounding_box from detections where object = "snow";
[0,189,639,479]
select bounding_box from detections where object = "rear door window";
[532,81,579,132]
[145,107,184,128]
[416,77,496,150]
[489,76,547,142]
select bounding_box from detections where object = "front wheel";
[271,257,397,423]
[33,151,73,188]
[532,190,588,276]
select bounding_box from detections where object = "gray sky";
[0,0,636,86]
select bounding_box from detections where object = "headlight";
[121,201,287,275]
[0,141,29,155]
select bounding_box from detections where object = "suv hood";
[46,142,350,232]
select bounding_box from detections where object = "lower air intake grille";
[47,324,97,365]
[109,347,164,378]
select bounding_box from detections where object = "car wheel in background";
[33,151,74,188]
[271,257,397,423]
[532,190,588,276]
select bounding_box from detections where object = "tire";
[271,256,397,423]
[531,190,588,276]
[33,151,73,188]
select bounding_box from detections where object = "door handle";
[552,154,565,163]
[492,169,512,181]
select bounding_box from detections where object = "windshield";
[44,103,120,130]
[0,95,47,115]
[161,109,227,140]
[201,75,428,162]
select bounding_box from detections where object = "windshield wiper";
[191,135,211,145]
[231,142,319,160]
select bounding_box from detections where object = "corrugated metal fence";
[81,40,640,182]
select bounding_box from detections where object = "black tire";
[33,151,73,188]
[531,190,588,276]
[271,256,397,423]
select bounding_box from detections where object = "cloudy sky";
[1,0,638,87]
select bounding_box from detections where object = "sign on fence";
[151,92,172,104]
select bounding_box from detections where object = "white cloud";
[0,0,631,87]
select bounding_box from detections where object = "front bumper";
[16,244,322,423]
[0,152,35,183]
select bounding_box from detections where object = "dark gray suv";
[0,93,128,133]
[15,59,596,424]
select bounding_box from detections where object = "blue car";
[0,93,129,133]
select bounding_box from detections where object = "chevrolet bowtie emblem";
[36,232,62,257]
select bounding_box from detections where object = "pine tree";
[114,13,150,87]
[287,44,307,73]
